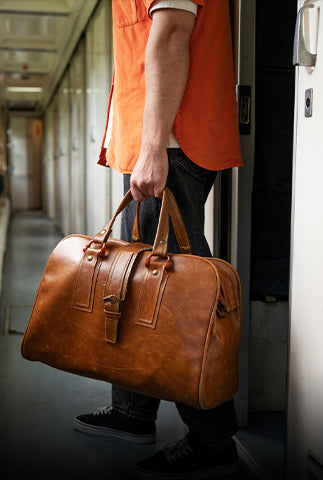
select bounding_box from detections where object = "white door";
[287,1,323,478]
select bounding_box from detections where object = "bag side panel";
[21,234,91,358]
[199,259,242,409]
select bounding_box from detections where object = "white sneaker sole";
[73,418,156,444]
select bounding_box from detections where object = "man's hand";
[130,8,195,202]
[130,145,169,201]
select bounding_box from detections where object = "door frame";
[228,0,256,428]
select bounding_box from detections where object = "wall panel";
[43,102,55,219]
[85,0,119,237]
[57,73,71,235]
[69,39,86,234]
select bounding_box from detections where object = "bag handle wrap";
[89,188,192,257]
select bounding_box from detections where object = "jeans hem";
[195,426,239,445]
[111,405,157,423]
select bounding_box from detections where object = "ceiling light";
[6,86,43,93]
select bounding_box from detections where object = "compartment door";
[287,1,323,478]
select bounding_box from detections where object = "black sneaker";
[134,434,239,479]
[74,405,156,444]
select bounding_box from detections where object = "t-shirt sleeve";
[149,0,198,17]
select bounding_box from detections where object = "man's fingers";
[153,183,165,199]
[130,177,157,201]
[132,183,164,201]
[131,183,147,202]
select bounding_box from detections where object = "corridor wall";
[42,0,123,238]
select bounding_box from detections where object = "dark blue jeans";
[112,148,238,444]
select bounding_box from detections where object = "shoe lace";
[93,405,112,416]
[163,437,194,463]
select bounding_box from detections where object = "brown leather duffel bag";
[21,188,241,409]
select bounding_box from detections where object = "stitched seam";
[196,258,220,409]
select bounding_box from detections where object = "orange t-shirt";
[98,0,243,173]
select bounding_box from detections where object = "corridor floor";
[0,211,257,480]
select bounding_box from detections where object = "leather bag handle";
[131,189,192,256]
[88,188,192,257]
[151,188,191,257]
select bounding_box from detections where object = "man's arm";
[130,8,195,201]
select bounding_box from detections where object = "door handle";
[237,85,251,135]
[293,4,317,67]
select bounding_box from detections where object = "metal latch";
[293,4,317,67]
[305,88,313,117]
[237,85,251,135]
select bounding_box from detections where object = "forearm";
[131,9,195,201]
[141,11,194,152]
